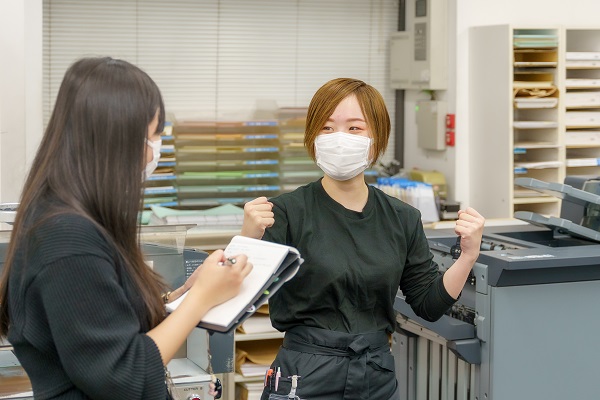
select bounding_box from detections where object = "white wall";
[402,0,458,202]
[445,0,600,209]
[0,0,43,206]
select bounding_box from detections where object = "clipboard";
[166,235,303,333]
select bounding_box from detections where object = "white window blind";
[43,0,398,162]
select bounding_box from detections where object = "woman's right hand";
[186,249,253,310]
[241,196,274,239]
[148,249,252,365]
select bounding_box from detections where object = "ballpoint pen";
[450,236,462,259]
[264,368,273,387]
[218,257,237,266]
[275,367,281,391]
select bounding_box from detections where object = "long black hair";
[0,57,168,335]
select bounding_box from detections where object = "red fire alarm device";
[445,130,455,146]
[445,113,455,129]
[445,114,455,146]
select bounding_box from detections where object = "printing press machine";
[0,224,231,400]
[392,177,600,400]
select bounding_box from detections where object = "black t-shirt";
[263,179,456,334]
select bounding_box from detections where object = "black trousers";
[261,326,400,400]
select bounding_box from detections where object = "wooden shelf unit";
[470,25,565,218]
[564,28,600,178]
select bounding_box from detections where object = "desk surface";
[185,229,239,251]
[168,357,212,385]
[182,219,528,250]
[0,351,32,399]
[424,217,528,230]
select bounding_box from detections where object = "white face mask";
[144,138,162,178]
[314,132,371,181]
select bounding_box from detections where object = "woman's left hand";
[454,207,485,263]
[166,255,207,303]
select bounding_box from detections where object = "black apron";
[261,326,400,400]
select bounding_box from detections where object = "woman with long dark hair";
[0,57,252,399]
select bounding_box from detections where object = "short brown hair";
[304,78,390,166]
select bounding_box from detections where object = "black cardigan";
[6,212,167,399]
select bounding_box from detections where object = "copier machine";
[393,177,600,400]
[0,224,231,400]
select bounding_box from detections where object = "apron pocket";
[368,350,395,373]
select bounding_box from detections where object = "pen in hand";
[218,257,237,266]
